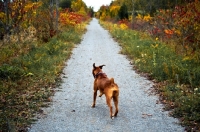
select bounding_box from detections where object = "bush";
[0,24,86,131]
[101,20,200,130]
[0,64,24,80]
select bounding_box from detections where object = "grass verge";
[0,24,87,131]
[100,21,200,131]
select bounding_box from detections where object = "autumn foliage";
[59,9,87,27]
[150,0,200,56]
[0,0,91,43]
[0,0,91,131]
[98,0,200,58]
[99,0,200,130]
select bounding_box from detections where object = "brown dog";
[91,63,119,119]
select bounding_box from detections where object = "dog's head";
[92,63,105,78]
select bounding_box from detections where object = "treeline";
[60,0,94,16]
[96,0,194,20]
[97,0,200,58]
[0,0,94,43]
[99,0,200,130]
[0,0,92,131]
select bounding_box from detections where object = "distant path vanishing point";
[29,18,184,132]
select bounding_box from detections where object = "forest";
[97,0,200,131]
[0,0,92,131]
[0,0,200,131]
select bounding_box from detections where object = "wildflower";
[114,24,118,28]
[175,30,181,35]
[0,12,5,19]
[164,29,174,35]
[120,23,128,30]
[26,72,34,76]
[141,53,147,57]
[135,59,140,64]
[194,88,198,91]
[155,37,158,41]
[153,51,156,66]
[143,14,152,22]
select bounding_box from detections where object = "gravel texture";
[29,18,184,132]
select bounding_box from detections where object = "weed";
[0,64,25,80]
[0,23,86,131]
[101,21,200,130]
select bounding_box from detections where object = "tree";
[59,0,71,9]
[71,0,87,12]
[88,6,94,17]
[110,5,120,18]
[0,0,27,42]
[98,5,109,20]
[55,0,59,31]
[118,3,128,20]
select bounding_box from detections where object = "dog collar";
[94,72,107,78]
[94,72,103,78]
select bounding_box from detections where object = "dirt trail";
[29,18,184,132]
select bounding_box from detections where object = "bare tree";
[131,0,134,29]
[4,0,10,41]
[55,0,59,31]
[49,0,59,35]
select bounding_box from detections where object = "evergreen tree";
[118,3,128,20]
[59,0,71,9]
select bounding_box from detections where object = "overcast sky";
[83,0,113,12]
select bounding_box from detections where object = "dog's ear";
[99,65,105,69]
[93,63,96,69]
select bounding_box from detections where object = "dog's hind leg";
[106,96,113,119]
[91,90,97,108]
[113,95,119,117]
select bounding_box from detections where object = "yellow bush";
[100,12,106,21]
[136,14,142,19]
[0,12,6,22]
[143,14,152,22]
[136,14,152,22]
[120,23,128,30]
[114,24,118,28]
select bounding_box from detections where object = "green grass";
[101,21,200,131]
[0,26,85,131]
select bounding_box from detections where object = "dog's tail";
[110,78,119,96]
[110,78,115,84]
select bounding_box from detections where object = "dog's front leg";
[91,90,97,108]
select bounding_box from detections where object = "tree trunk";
[55,0,59,31]
[49,0,54,37]
[131,0,134,29]
[4,0,10,42]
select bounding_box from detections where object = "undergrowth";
[100,21,200,131]
[0,26,85,131]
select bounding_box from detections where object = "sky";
[83,0,113,12]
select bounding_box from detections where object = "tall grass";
[0,26,85,131]
[101,21,200,130]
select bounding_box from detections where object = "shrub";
[101,20,200,130]
[0,64,24,80]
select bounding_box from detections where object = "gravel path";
[29,18,184,132]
